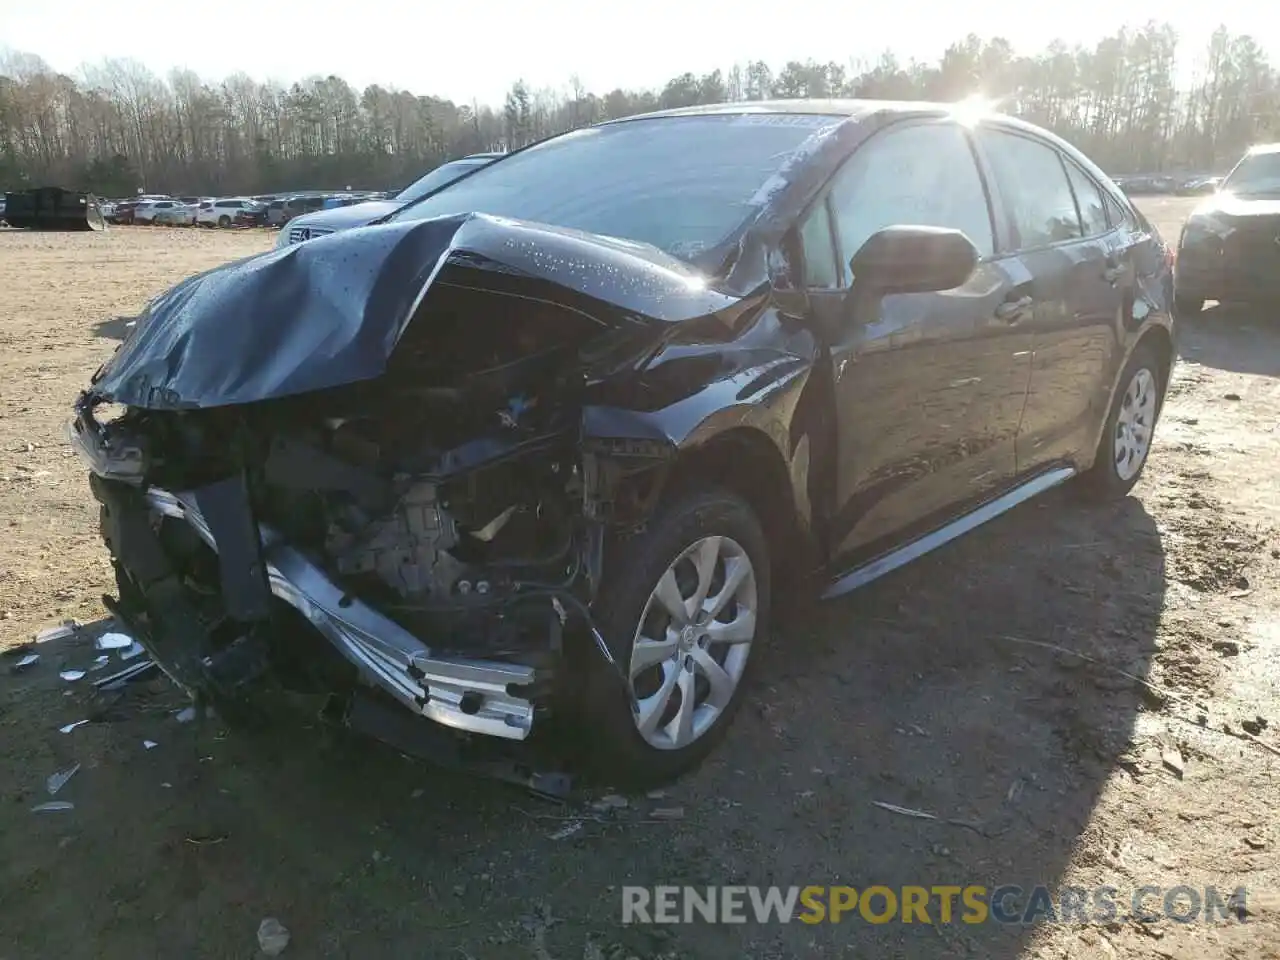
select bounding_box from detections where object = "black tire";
[217,215,231,228]
[1173,290,1204,319]
[1080,341,1165,500]
[582,488,770,787]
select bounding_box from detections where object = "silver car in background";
[277,153,501,247]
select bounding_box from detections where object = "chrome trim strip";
[822,467,1077,600]
[145,488,536,740]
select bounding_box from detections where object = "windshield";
[395,158,493,203]
[390,114,841,258]
[1223,152,1280,196]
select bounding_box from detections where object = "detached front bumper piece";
[95,477,536,740]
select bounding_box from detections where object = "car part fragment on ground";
[3,188,105,231]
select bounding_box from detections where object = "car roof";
[599,98,1064,145]
[1246,142,1280,155]
[605,98,957,124]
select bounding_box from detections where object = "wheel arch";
[657,425,816,594]
[1084,321,1175,471]
[1137,323,1175,399]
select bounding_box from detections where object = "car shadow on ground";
[1180,302,1280,378]
[91,315,138,341]
[4,484,1164,958]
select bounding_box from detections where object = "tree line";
[2,22,1277,198]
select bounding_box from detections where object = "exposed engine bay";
[71,272,680,746]
[70,212,773,762]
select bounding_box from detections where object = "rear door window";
[976,128,1082,248]
[1103,192,1134,231]
[1064,163,1108,237]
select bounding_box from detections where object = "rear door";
[800,119,1035,563]
[972,125,1124,473]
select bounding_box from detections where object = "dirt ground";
[1,204,1278,960]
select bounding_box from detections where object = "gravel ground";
[1,205,1277,959]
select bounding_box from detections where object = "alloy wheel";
[628,535,758,750]
[1114,367,1157,481]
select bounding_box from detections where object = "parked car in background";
[154,202,197,226]
[107,196,167,224]
[106,199,139,224]
[197,198,261,227]
[76,102,1174,785]
[232,202,269,227]
[1176,176,1222,196]
[134,199,187,224]
[277,153,501,246]
[266,198,289,227]
[321,193,377,210]
[1175,143,1280,315]
[276,194,331,225]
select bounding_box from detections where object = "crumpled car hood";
[90,212,743,410]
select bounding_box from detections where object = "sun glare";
[949,94,998,127]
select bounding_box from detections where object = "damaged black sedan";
[71,101,1175,785]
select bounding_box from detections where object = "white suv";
[198,198,259,228]
[134,199,184,224]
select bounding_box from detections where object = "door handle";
[994,295,1033,323]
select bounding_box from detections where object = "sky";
[1,0,1275,107]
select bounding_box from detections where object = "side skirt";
[821,466,1077,600]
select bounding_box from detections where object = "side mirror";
[847,225,979,299]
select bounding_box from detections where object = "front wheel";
[217,215,231,228]
[1080,342,1164,500]
[583,488,769,787]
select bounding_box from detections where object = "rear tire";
[1173,290,1204,319]
[1080,342,1164,500]
[582,488,770,787]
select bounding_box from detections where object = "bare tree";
[2,24,1275,196]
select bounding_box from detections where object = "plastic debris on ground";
[548,820,584,841]
[35,623,76,644]
[120,641,146,660]
[93,659,156,690]
[88,655,110,671]
[31,801,74,813]
[174,706,198,723]
[872,800,937,820]
[46,763,80,795]
[257,917,291,956]
[95,632,134,651]
[11,653,40,672]
[143,740,158,750]
[59,719,90,734]
[649,806,685,821]
[59,669,86,682]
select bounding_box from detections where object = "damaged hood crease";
[90,212,743,410]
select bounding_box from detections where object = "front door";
[798,119,1034,565]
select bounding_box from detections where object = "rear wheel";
[1173,290,1204,319]
[583,488,769,787]
[1081,342,1163,500]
